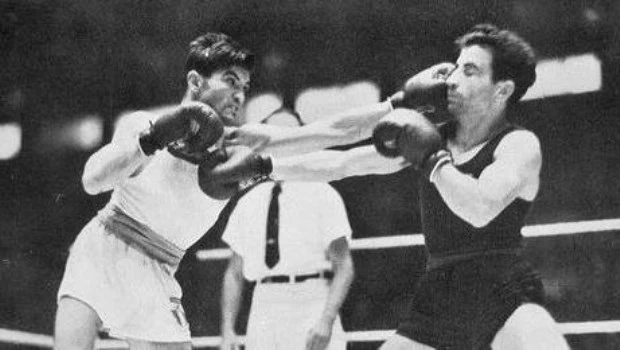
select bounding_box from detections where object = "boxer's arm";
[432,130,542,228]
[270,145,409,182]
[220,252,244,349]
[226,101,393,158]
[81,112,155,195]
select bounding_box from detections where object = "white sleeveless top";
[108,150,227,250]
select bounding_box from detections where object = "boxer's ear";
[187,70,204,93]
[495,80,515,104]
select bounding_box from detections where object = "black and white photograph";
[1,0,619,349]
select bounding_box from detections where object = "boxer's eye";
[224,76,237,87]
[462,63,480,77]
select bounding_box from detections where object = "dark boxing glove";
[198,146,273,200]
[139,102,224,158]
[373,108,443,166]
[388,62,456,116]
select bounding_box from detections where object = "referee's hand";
[306,319,333,350]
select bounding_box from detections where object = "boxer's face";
[192,65,251,127]
[446,45,500,118]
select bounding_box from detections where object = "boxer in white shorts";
[54,32,250,350]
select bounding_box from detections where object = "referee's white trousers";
[246,278,346,350]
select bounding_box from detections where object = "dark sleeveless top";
[420,122,532,258]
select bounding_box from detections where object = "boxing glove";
[388,62,456,115]
[198,146,273,200]
[373,109,444,168]
[139,102,224,157]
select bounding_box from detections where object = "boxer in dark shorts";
[373,24,570,349]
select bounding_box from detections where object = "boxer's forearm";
[271,145,409,182]
[433,162,530,228]
[231,101,393,158]
[433,165,501,227]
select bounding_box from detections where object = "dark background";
[1,0,620,348]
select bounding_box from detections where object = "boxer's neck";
[451,112,508,153]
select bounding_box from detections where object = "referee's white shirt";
[222,181,352,281]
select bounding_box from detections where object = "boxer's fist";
[139,102,224,157]
[373,109,443,168]
[389,62,456,115]
[198,146,273,200]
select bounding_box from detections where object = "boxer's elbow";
[81,161,115,195]
[453,209,492,228]
[461,200,503,228]
[82,179,100,195]
[467,214,493,228]
[471,183,522,227]
[82,170,106,195]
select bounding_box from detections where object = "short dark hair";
[185,32,255,77]
[456,24,536,104]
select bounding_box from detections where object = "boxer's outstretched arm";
[270,145,409,182]
[226,101,393,158]
[81,111,155,195]
[432,130,542,228]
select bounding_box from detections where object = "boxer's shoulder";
[496,129,540,156]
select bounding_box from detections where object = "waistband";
[97,205,185,267]
[259,270,334,284]
[426,248,521,270]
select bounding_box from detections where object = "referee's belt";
[259,270,334,284]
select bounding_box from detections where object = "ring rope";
[196,218,620,260]
[3,320,620,349]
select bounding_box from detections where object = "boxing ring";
[2,218,619,348]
